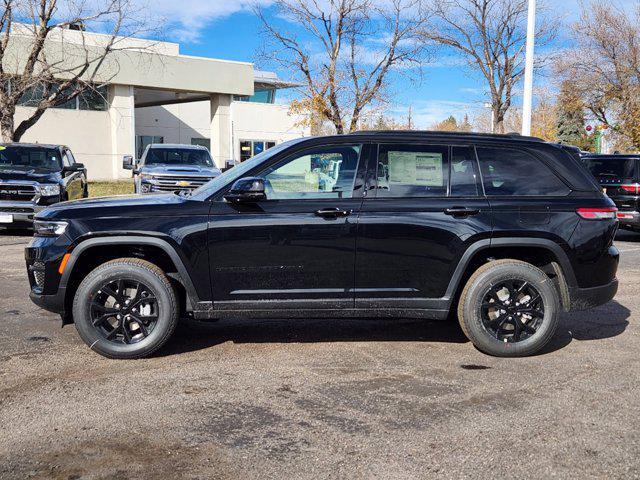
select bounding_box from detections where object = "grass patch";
[88,180,134,198]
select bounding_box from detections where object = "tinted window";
[451,146,480,196]
[259,145,361,200]
[0,146,62,170]
[145,148,213,167]
[583,157,636,179]
[376,144,448,197]
[477,147,570,196]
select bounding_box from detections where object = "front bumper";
[0,202,44,227]
[569,279,619,311]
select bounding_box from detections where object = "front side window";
[258,144,361,200]
[376,144,449,197]
[477,147,570,196]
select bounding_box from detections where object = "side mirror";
[224,177,266,203]
[123,155,135,170]
[63,163,84,173]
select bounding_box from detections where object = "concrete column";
[109,84,136,180]
[210,93,232,168]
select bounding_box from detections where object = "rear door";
[355,142,492,312]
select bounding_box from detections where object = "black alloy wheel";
[481,280,545,343]
[90,278,159,344]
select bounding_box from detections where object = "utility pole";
[522,0,536,136]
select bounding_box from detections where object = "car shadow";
[0,228,33,237]
[158,316,470,357]
[157,300,630,357]
[537,300,630,355]
[616,230,640,243]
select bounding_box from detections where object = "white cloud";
[139,0,274,43]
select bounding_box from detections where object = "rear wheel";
[457,259,560,357]
[72,258,179,359]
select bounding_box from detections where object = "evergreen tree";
[556,81,594,151]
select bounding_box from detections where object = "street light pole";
[522,0,536,136]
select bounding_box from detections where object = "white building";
[10,27,309,180]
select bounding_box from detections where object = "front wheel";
[72,258,179,359]
[457,259,560,357]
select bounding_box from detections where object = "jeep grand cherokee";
[26,132,619,359]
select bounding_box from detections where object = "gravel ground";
[0,229,638,479]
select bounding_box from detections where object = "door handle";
[444,207,480,217]
[315,207,352,218]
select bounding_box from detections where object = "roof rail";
[348,130,544,142]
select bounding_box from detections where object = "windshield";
[583,157,637,179]
[0,146,62,171]
[144,148,214,168]
[190,138,306,199]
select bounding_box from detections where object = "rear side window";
[376,144,448,197]
[451,146,480,197]
[477,147,570,196]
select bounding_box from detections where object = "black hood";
[0,167,61,183]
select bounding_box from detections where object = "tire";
[72,258,179,359]
[457,259,560,357]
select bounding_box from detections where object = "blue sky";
[147,0,627,128]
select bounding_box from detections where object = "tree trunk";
[0,108,15,142]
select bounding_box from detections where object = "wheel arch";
[446,238,576,312]
[61,236,200,319]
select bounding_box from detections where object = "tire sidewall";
[73,263,176,358]
[461,263,559,357]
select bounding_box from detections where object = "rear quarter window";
[476,146,570,196]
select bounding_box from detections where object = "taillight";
[620,184,640,194]
[576,207,618,220]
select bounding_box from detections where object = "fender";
[60,235,201,309]
[443,237,577,301]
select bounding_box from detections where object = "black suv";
[582,154,640,231]
[26,132,619,359]
[0,143,87,228]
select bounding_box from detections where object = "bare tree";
[0,0,148,142]
[422,0,556,133]
[558,2,640,150]
[257,0,430,134]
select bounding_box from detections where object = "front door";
[355,143,492,314]
[208,143,367,313]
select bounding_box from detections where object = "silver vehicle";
[123,144,221,194]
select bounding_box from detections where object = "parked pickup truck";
[0,143,87,228]
[124,144,221,194]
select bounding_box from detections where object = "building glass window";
[191,138,211,150]
[136,135,164,159]
[234,88,276,104]
[239,140,278,162]
[79,86,108,111]
[17,82,107,111]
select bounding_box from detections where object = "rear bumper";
[569,279,618,311]
[616,211,640,229]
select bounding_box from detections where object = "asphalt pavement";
[0,229,638,479]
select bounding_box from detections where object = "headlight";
[138,174,157,184]
[34,220,68,237]
[39,184,61,196]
